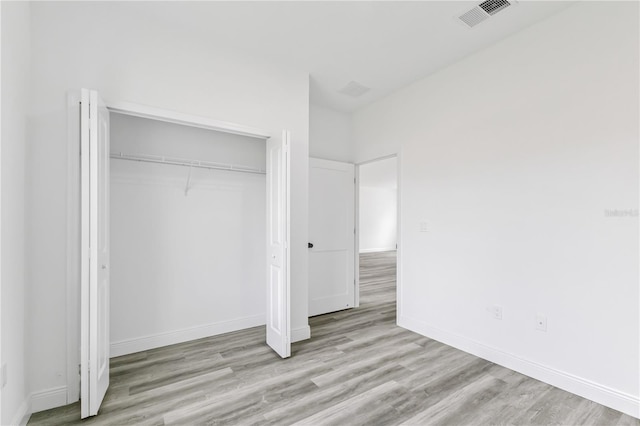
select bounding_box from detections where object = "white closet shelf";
[110,152,266,175]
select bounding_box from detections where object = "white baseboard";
[10,397,31,426]
[291,325,311,343]
[110,315,265,357]
[359,247,396,254]
[30,385,67,414]
[399,315,640,419]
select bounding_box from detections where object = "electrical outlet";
[1,363,7,388]
[419,221,428,232]
[488,305,502,320]
[535,314,547,332]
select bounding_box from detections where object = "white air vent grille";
[338,81,371,98]
[458,0,513,28]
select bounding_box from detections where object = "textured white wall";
[1,2,31,424]
[354,2,639,417]
[309,104,353,163]
[28,1,309,410]
[359,158,397,253]
[359,187,397,253]
[110,114,266,355]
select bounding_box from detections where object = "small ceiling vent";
[458,0,513,28]
[480,0,511,16]
[338,81,371,98]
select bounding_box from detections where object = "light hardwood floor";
[30,251,638,425]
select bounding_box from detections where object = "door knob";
[308,242,314,248]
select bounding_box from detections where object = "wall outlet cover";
[493,306,503,319]
[535,314,547,332]
[488,305,502,320]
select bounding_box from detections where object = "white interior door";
[80,89,110,418]
[266,131,291,358]
[308,158,355,316]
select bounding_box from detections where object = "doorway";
[357,156,398,311]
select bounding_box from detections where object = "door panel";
[308,158,355,317]
[81,89,110,418]
[266,131,290,358]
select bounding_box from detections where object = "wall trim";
[10,397,31,426]
[291,325,311,343]
[398,315,640,419]
[107,101,271,140]
[359,247,396,254]
[110,315,265,358]
[30,386,67,415]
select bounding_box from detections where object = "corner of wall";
[10,397,31,426]
[399,315,640,419]
[30,386,67,414]
[291,325,311,343]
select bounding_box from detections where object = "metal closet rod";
[110,152,266,175]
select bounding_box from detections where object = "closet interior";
[109,112,267,356]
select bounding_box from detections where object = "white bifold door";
[266,131,291,358]
[308,158,355,316]
[80,89,110,418]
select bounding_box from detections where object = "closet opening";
[108,112,268,357]
[66,92,291,417]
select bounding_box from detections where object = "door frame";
[354,153,401,318]
[65,97,274,404]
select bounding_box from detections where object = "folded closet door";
[266,131,291,358]
[80,89,110,418]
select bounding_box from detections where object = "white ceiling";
[126,1,575,113]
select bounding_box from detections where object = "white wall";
[359,158,397,253]
[1,2,31,424]
[309,103,353,163]
[354,2,639,417]
[110,114,266,356]
[27,1,309,411]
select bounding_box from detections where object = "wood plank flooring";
[29,251,639,425]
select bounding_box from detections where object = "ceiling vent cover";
[338,81,371,98]
[479,0,511,16]
[458,0,513,28]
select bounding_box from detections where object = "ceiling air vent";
[458,0,513,28]
[338,81,371,98]
[480,0,511,16]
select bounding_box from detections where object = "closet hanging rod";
[110,152,266,175]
